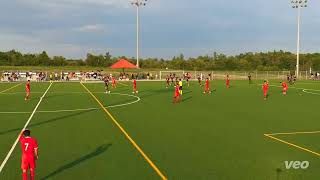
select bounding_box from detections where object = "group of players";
[103,76,138,94]
[20,73,292,180]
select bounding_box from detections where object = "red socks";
[23,172,27,180]
[30,170,35,180]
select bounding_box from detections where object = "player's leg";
[22,169,27,180]
[21,158,28,180]
[29,158,36,180]
[30,168,35,180]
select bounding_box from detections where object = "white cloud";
[74,24,106,33]
[0,29,87,58]
[22,0,131,8]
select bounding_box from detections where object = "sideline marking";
[81,82,167,180]
[0,93,141,114]
[0,82,53,173]
[0,83,21,93]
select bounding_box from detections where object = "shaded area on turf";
[0,110,95,136]
[41,144,112,180]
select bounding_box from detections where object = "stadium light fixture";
[131,0,148,68]
[291,0,307,78]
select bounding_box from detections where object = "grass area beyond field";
[1,80,320,180]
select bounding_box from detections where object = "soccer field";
[1,80,320,179]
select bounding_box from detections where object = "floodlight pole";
[296,5,301,78]
[131,0,147,68]
[136,5,140,68]
[292,0,307,78]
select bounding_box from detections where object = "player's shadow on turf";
[181,96,192,102]
[41,143,112,180]
[0,110,95,136]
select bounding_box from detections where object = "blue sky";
[0,0,319,59]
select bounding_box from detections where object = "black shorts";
[179,86,182,90]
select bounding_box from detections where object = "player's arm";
[19,131,24,142]
[34,140,39,160]
[34,148,38,160]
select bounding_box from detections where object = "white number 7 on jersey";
[24,143,29,151]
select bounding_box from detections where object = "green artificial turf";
[0,80,320,179]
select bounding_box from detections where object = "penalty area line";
[0,82,53,173]
[80,82,167,180]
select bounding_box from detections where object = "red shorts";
[263,91,267,96]
[205,86,209,91]
[133,85,137,89]
[26,89,30,93]
[21,156,36,170]
[283,88,287,91]
[175,93,180,97]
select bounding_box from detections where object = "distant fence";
[0,70,315,82]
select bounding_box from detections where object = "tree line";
[1,50,320,71]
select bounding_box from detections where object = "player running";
[248,73,252,84]
[281,81,288,95]
[186,75,190,87]
[19,129,38,180]
[112,77,117,88]
[173,83,180,103]
[226,74,230,88]
[104,77,110,94]
[204,78,211,94]
[166,76,170,88]
[263,80,269,100]
[132,78,138,94]
[25,80,31,101]
[197,75,202,86]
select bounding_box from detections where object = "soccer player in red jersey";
[263,80,269,100]
[132,79,138,94]
[112,77,117,88]
[226,74,230,88]
[173,83,180,103]
[281,81,288,95]
[19,129,38,180]
[25,80,31,101]
[204,78,211,94]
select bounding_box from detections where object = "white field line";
[302,89,320,95]
[117,82,129,87]
[267,84,320,93]
[265,130,320,136]
[0,83,21,93]
[0,93,140,114]
[0,82,53,173]
[0,91,133,95]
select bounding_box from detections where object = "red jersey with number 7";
[20,135,38,158]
